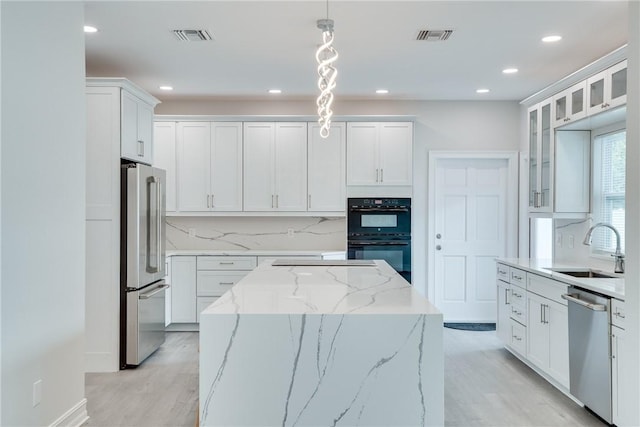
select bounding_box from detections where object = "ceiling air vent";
[416,29,453,41]
[173,29,213,42]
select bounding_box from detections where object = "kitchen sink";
[547,268,620,279]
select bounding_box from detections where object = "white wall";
[624,1,640,424]
[157,100,521,298]
[1,2,87,425]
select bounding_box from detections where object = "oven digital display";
[361,214,397,228]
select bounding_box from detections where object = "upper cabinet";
[587,60,627,116]
[553,81,587,127]
[177,122,243,212]
[243,122,307,211]
[308,122,346,212]
[347,122,413,186]
[153,122,177,213]
[528,100,553,212]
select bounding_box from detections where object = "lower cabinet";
[496,279,511,344]
[171,256,197,323]
[611,300,633,426]
[526,292,569,388]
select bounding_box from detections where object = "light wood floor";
[84,329,605,426]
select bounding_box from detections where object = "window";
[591,127,626,254]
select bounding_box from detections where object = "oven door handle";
[350,241,410,246]
[349,208,409,212]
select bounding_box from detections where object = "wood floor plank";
[84,329,606,426]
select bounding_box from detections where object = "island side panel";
[200,313,443,426]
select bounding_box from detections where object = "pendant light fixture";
[316,0,338,139]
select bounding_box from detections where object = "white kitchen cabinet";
[153,122,177,213]
[308,122,346,212]
[171,256,197,323]
[346,122,413,186]
[177,122,243,212]
[587,60,627,116]
[526,274,569,389]
[121,90,155,164]
[496,277,511,345]
[528,99,553,212]
[244,122,307,211]
[553,81,587,128]
[164,257,172,327]
[197,297,219,323]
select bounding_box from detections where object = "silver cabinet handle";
[380,168,384,182]
[211,194,214,208]
[512,274,523,281]
[137,140,144,157]
[219,282,234,286]
[308,194,311,209]
[376,168,379,182]
[139,284,170,300]
[505,288,510,305]
[207,194,210,209]
[614,311,626,319]
[561,293,607,311]
[219,261,235,265]
[276,194,279,208]
[513,335,522,342]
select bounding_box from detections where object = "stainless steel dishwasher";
[562,286,612,424]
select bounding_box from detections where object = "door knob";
[436,245,442,250]
[436,233,442,239]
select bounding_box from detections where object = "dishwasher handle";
[561,293,607,311]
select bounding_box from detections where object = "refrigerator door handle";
[156,180,163,275]
[146,176,159,274]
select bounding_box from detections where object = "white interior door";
[433,157,511,322]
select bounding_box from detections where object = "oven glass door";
[348,241,411,282]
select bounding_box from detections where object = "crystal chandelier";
[316,13,338,139]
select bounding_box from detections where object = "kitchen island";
[199,260,443,426]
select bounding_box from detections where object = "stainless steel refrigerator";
[120,162,168,368]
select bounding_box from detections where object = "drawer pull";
[513,336,522,341]
[512,274,523,280]
[219,262,235,265]
[614,311,625,319]
[219,282,234,286]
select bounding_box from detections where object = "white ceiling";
[84,1,628,102]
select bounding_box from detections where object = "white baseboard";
[49,398,89,427]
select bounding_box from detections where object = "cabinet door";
[171,256,197,323]
[528,106,539,208]
[587,60,627,115]
[347,123,378,185]
[275,123,308,211]
[121,90,142,162]
[611,325,634,426]
[527,293,549,369]
[608,60,627,110]
[177,122,211,211]
[211,122,243,211]
[554,130,590,213]
[137,101,154,164]
[308,122,346,212]
[244,123,276,210]
[547,299,569,388]
[197,297,219,323]
[378,122,413,185]
[153,122,177,212]
[539,101,552,210]
[553,82,586,127]
[497,280,511,344]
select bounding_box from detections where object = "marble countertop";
[167,249,345,257]
[202,260,441,315]
[498,258,625,300]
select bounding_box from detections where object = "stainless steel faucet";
[582,222,625,273]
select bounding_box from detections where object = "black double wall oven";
[347,198,412,282]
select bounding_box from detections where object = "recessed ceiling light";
[268,89,282,94]
[503,68,518,74]
[376,89,389,94]
[476,88,490,94]
[542,35,562,43]
[159,86,173,91]
[84,25,98,33]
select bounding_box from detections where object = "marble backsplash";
[166,216,346,251]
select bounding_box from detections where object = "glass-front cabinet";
[553,81,587,127]
[528,99,553,212]
[587,60,627,115]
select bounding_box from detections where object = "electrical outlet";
[568,234,575,249]
[33,380,42,407]
[188,228,196,238]
[556,232,563,247]
[287,228,295,237]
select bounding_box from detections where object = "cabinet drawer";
[510,320,527,355]
[611,299,626,329]
[510,304,527,325]
[527,273,569,305]
[197,271,248,296]
[496,263,509,282]
[510,286,527,309]
[197,256,258,271]
[197,296,219,323]
[510,268,526,287]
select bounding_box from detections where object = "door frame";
[427,151,519,303]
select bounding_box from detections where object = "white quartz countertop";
[167,249,345,257]
[498,258,625,300]
[203,260,441,315]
